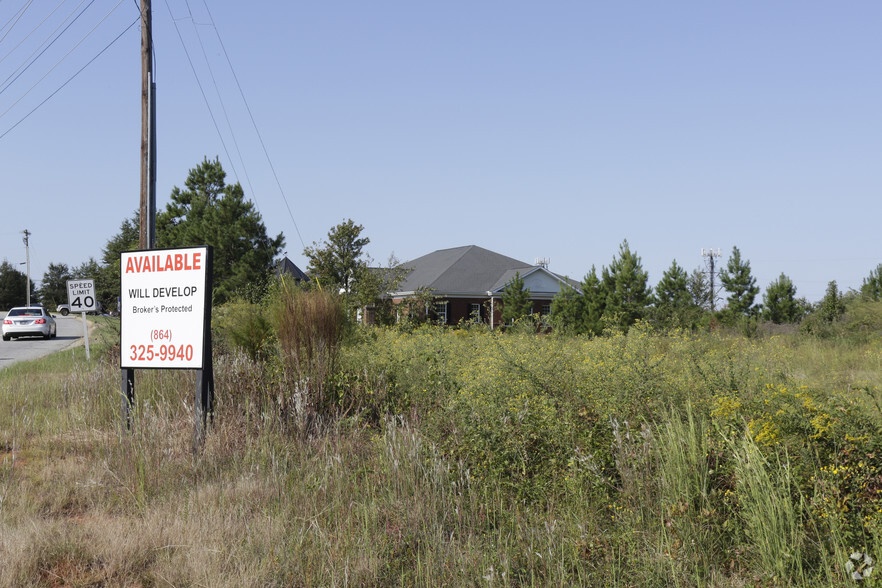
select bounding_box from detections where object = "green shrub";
[214,300,273,361]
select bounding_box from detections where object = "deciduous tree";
[303,219,370,295]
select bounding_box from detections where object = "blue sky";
[1,1,880,304]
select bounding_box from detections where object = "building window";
[469,303,482,323]
[541,303,551,316]
[435,301,448,324]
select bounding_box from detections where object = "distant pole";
[701,248,722,311]
[22,229,31,307]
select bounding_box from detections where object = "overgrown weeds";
[0,312,880,585]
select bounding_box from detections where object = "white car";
[2,306,57,341]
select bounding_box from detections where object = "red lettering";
[164,255,174,271]
[125,258,135,273]
[175,254,183,271]
[192,252,201,270]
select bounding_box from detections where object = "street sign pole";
[66,279,96,361]
[81,311,90,360]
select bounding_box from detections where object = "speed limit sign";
[67,279,97,312]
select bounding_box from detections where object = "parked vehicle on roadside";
[2,306,57,341]
[56,301,102,316]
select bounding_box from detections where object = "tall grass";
[276,285,345,433]
[0,314,879,585]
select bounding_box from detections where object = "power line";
[0,0,95,98]
[181,0,255,206]
[0,0,69,70]
[163,0,238,187]
[0,0,128,121]
[199,0,306,251]
[0,0,34,45]
[0,16,138,140]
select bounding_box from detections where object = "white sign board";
[67,279,97,312]
[120,246,211,369]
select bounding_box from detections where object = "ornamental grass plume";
[277,285,345,434]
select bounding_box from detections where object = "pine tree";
[653,260,695,327]
[501,272,533,324]
[687,267,711,309]
[550,281,585,334]
[579,267,607,336]
[817,280,846,323]
[601,240,650,330]
[763,273,798,324]
[861,264,882,300]
[39,263,72,308]
[158,158,284,304]
[720,246,759,316]
[655,260,691,309]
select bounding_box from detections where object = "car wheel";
[60,308,69,316]
[44,333,51,340]
[2,335,9,341]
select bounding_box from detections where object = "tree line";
[0,158,283,311]
[518,240,882,335]
[3,183,882,340]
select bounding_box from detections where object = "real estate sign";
[120,246,211,369]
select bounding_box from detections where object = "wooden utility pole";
[127,0,155,429]
[139,0,155,249]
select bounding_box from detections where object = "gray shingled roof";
[275,257,309,281]
[392,245,537,296]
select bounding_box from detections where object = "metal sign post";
[67,279,96,360]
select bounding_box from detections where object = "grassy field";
[0,315,880,586]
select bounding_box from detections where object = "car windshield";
[7,308,43,317]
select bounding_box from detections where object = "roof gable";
[275,257,309,281]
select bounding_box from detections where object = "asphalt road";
[0,315,89,370]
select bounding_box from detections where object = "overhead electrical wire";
[163,0,239,194]
[0,0,105,104]
[199,0,305,250]
[0,0,34,45]
[0,0,93,96]
[181,0,257,213]
[0,15,138,140]
[0,0,70,69]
